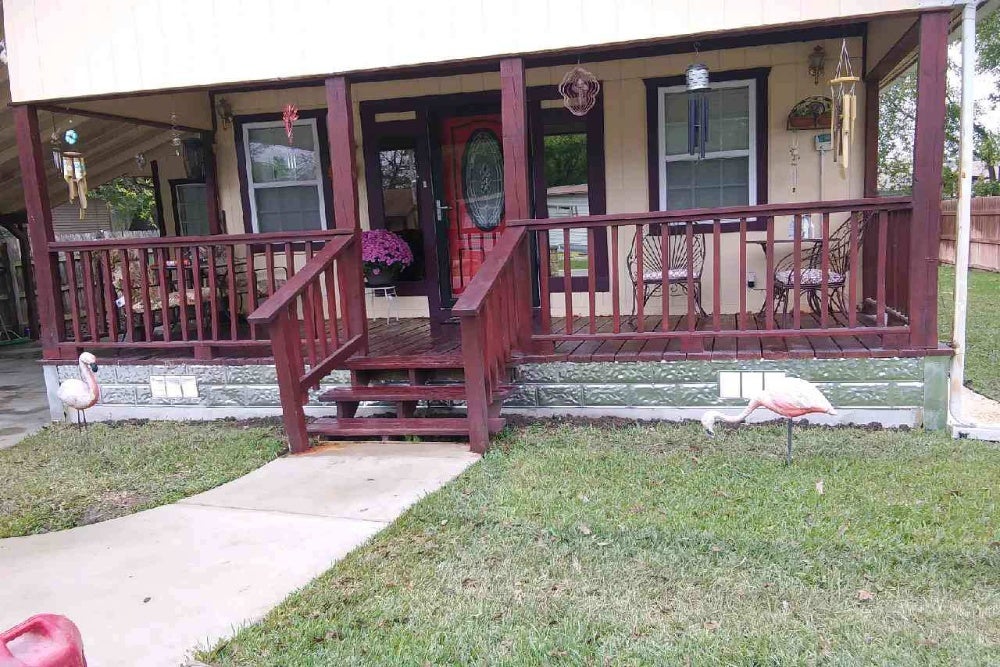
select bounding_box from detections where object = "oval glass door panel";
[461,129,504,231]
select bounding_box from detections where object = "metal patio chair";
[627,224,706,318]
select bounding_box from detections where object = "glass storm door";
[438,115,505,296]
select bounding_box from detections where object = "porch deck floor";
[78,314,949,365]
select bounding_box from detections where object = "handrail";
[247,235,353,325]
[452,226,528,317]
[49,228,349,251]
[509,196,913,230]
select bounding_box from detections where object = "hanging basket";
[787,96,833,131]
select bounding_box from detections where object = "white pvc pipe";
[949,0,977,425]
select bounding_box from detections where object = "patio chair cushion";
[774,268,845,286]
[642,268,699,283]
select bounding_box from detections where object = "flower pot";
[365,264,400,287]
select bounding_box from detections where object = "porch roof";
[1,0,958,105]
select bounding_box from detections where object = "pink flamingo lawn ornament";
[701,376,836,464]
[56,352,100,429]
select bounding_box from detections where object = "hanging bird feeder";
[685,61,710,158]
[558,66,600,116]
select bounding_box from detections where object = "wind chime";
[282,104,299,144]
[830,39,860,178]
[49,116,89,218]
[170,112,182,156]
[558,65,600,116]
[685,57,710,158]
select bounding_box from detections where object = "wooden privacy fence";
[940,197,1000,272]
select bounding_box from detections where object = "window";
[172,182,209,236]
[377,140,424,281]
[242,118,327,233]
[657,80,756,210]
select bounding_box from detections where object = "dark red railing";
[246,233,367,453]
[48,229,346,359]
[452,226,533,452]
[510,197,916,353]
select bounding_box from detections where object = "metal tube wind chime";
[685,60,711,159]
[830,39,860,178]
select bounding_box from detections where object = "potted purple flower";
[361,229,414,286]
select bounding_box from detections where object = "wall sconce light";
[216,98,234,130]
[808,45,826,86]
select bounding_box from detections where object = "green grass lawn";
[939,264,1000,401]
[0,420,285,538]
[200,421,1000,665]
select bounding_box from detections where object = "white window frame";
[657,78,757,211]
[242,117,328,233]
[174,182,210,236]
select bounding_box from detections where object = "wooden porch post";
[13,105,63,359]
[202,131,223,235]
[908,10,949,349]
[500,57,533,349]
[325,76,368,350]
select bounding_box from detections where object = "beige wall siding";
[213,40,866,318]
[3,0,942,103]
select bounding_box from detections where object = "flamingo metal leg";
[785,418,793,465]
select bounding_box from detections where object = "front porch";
[15,10,954,451]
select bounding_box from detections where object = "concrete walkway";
[0,343,51,449]
[0,441,479,666]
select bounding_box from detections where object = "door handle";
[435,200,451,221]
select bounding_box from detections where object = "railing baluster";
[538,231,551,336]
[587,227,596,334]
[849,210,860,328]
[245,244,258,339]
[176,246,190,342]
[686,221,695,334]
[138,248,153,342]
[64,251,82,343]
[635,224,645,333]
[793,213,802,330]
[739,217,747,331]
[119,249,135,342]
[192,245,205,341]
[155,248,171,343]
[323,264,340,348]
[821,213,831,328]
[226,245,238,341]
[712,218,721,332]
[660,224,669,332]
[765,217,775,330]
[611,225,620,334]
[81,251,98,343]
[99,250,118,342]
[265,243,276,297]
[563,227,573,334]
[207,244,220,341]
[877,209,888,325]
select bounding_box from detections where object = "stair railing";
[452,226,533,453]
[248,232,367,452]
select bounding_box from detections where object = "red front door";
[439,115,506,296]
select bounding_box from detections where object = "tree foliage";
[88,177,157,229]
[543,134,588,188]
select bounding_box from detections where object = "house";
[3,0,986,453]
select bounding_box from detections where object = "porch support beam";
[325,76,368,351]
[13,105,62,359]
[202,131,223,235]
[908,10,949,349]
[499,57,533,350]
[28,103,207,134]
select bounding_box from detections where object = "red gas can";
[0,615,87,667]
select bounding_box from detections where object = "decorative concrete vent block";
[149,376,199,399]
[716,371,785,399]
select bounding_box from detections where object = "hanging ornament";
[135,152,147,170]
[558,66,600,116]
[789,141,801,194]
[62,152,88,218]
[50,131,63,171]
[829,39,860,179]
[685,54,710,159]
[282,104,299,144]
[170,112,182,156]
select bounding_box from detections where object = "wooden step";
[317,384,511,403]
[308,417,506,437]
[318,384,468,402]
[345,352,464,370]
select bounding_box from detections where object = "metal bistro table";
[749,238,825,317]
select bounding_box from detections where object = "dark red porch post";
[14,105,63,359]
[202,131,223,236]
[325,76,368,351]
[908,10,949,349]
[500,57,533,348]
